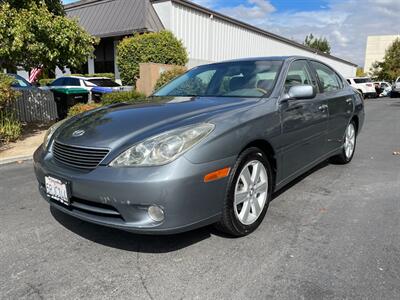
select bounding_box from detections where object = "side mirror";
[287,84,316,100]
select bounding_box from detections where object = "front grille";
[52,141,109,170]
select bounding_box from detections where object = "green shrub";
[117,31,188,85]
[154,67,186,91]
[0,111,22,143]
[68,103,102,117]
[39,78,55,86]
[101,90,146,106]
[0,74,19,109]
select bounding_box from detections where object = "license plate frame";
[45,176,71,206]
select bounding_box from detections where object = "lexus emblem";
[72,129,85,137]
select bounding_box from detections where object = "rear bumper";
[34,146,235,234]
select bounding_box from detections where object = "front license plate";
[45,176,70,206]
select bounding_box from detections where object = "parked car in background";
[34,56,364,237]
[346,77,376,98]
[374,81,392,97]
[391,77,400,98]
[40,76,132,102]
[8,73,38,91]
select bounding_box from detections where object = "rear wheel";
[331,121,357,164]
[216,147,273,236]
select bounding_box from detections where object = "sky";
[63,0,400,67]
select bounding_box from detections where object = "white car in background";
[346,77,377,98]
[391,77,400,98]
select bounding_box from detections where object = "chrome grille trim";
[53,141,109,170]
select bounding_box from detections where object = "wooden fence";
[9,90,58,123]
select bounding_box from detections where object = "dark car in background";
[8,73,38,91]
[33,56,364,237]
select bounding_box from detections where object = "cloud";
[192,0,400,67]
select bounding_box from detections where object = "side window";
[64,78,80,86]
[50,78,64,86]
[284,60,313,93]
[311,61,342,92]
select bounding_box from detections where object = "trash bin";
[52,88,89,119]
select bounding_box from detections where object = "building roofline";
[152,0,357,67]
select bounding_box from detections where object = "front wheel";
[216,147,273,236]
[331,121,357,164]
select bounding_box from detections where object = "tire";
[216,147,273,237]
[331,120,357,164]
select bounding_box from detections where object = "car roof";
[221,55,314,63]
[57,76,111,80]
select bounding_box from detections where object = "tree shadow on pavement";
[50,207,213,253]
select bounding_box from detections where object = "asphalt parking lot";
[1,98,399,299]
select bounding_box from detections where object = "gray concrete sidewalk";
[0,130,45,165]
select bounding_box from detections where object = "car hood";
[55,96,259,149]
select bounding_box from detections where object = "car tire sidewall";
[224,148,273,236]
[342,121,357,163]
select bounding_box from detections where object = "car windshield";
[354,78,371,83]
[87,78,120,87]
[154,60,283,98]
[9,74,32,87]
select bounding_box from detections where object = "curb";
[0,155,33,166]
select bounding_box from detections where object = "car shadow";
[271,160,329,201]
[50,160,331,251]
[50,207,213,253]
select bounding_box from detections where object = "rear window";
[87,79,120,87]
[354,78,371,84]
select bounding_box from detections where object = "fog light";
[148,205,164,222]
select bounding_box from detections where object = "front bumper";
[33,146,235,234]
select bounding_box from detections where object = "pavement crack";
[136,245,154,300]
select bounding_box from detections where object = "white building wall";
[364,35,400,74]
[153,1,356,77]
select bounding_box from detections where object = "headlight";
[110,123,214,167]
[43,118,69,149]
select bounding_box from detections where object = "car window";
[49,78,64,86]
[284,60,313,93]
[353,78,371,84]
[311,61,342,92]
[154,60,283,98]
[10,75,31,87]
[64,78,81,86]
[87,78,120,87]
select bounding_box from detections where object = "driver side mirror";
[286,84,316,100]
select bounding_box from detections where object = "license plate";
[45,176,70,206]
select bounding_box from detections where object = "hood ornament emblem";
[72,129,85,137]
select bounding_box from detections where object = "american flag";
[29,67,42,83]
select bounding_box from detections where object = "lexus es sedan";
[33,56,364,236]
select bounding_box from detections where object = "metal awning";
[65,0,164,38]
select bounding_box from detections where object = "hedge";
[154,67,186,91]
[117,31,188,85]
[67,103,102,117]
[101,90,146,106]
[39,78,55,86]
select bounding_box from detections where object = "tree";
[303,33,331,54]
[117,31,188,85]
[370,38,400,81]
[3,0,64,15]
[356,67,366,77]
[0,2,97,72]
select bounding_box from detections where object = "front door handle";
[318,104,328,111]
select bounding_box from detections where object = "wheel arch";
[240,139,277,186]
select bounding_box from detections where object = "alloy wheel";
[234,160,268,225]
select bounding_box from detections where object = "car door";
[309,61,353,153]
[279,60,329,180]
